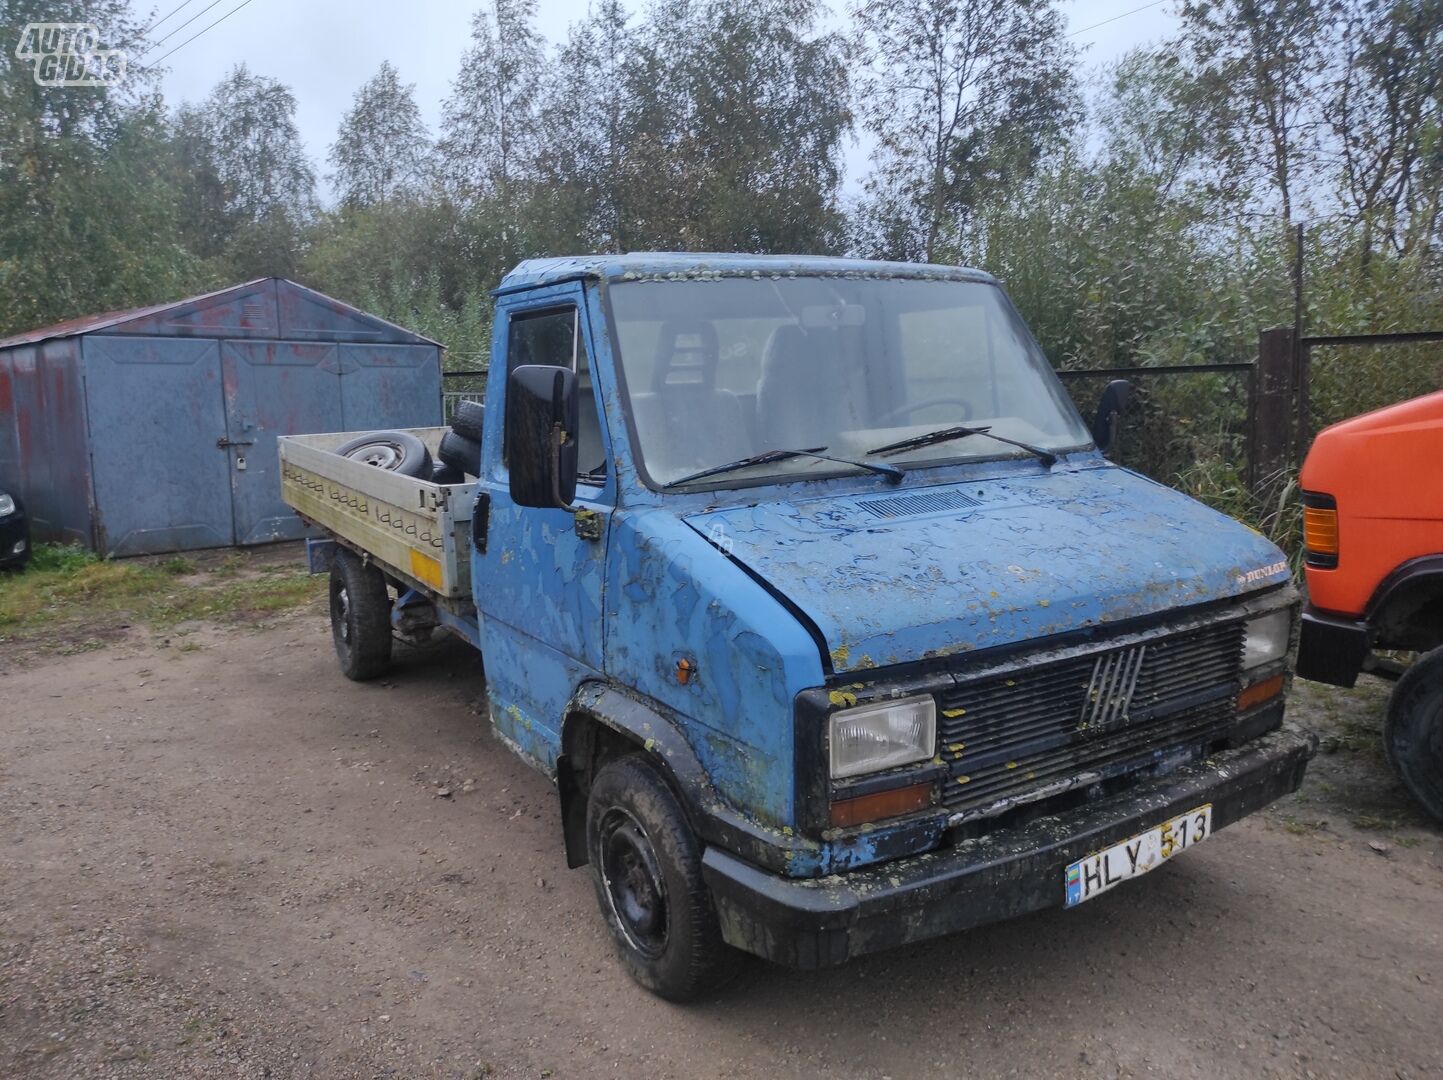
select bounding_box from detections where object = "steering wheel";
[877,398,974,425]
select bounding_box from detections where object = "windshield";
[606,276,1091,489]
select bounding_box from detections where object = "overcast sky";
[133,0,1178,200]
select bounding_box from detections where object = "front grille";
[937,621,1245,816]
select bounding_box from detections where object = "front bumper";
[0,514,29,566]
[1295,605,1370,687]
[703,723,1316,968]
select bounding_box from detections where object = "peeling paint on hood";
[683,465,1291,674]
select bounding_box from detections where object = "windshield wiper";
[661,446,904,488]
[867,425,1058,468]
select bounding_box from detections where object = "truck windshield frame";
[603,275,1093,493]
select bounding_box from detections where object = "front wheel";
[586,754,739,1001]
[328,548,392,681]
[1384,645,1443,823]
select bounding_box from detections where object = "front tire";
[1384,645,1443,823]
[586,754,738,1001]
[329,549,392,681]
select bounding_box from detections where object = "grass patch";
[1280,816,1329,836]
[28,542,100,574]
[0,542,324,656]
[1349,814,1399,832]
[144,569,320,628]
[0,549,170,628]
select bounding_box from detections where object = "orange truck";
[1296,390,1443,821]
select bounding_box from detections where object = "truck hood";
[683,465,1290,674]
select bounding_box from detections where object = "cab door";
[473,283,613,769]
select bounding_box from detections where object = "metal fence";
[1057,363,1258,488]
[1254,327,1443,489]
[442,369,488,421]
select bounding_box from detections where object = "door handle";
[471,492,490,554]
[216,436,256,449]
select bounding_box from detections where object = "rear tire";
[586,754,739,1001]
[1384,645,1443,823]
[329,548,392,681]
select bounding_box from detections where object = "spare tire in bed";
[431,460,466,485]
[450,400,485,442]
[335,430,433,478]
[438,429,482,478]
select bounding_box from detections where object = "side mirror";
[1091,379,1134,456]
[506,365,579,509]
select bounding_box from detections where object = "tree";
[1325,0,1443,265]
[532,0,635,252]
[0,0,203,335]
[852,0,1078,262]
[682,0,852,251]
[439,0,544,207]
[1176,0,1331,225]
[1098,49,1214,199]
[184,65,316,277]
[198,65,315,224]
[330,62,431,209]
[168,103,231,261]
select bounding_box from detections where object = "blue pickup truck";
[280,254,1314,1000]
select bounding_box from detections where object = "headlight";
[829,694,936,779]
[1242,609,1291,670]
[0,494,13,517]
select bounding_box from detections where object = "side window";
[505,307,606,483]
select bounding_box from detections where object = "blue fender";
[557,681,828,875]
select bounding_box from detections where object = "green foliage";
[0,100,210,334]
[852,0,1080,262]
[26,542,98,574]
[329,61,431,209]
[0,544,322,652]
[0,0,1438,545]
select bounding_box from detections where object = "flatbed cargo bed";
[278,428,476,600]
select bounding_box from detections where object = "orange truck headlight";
[1302,492,1338,569]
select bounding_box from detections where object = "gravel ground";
[1,599,1440,1079]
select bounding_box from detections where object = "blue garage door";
[84,336,235,555]
[221,341,342,545]
[339,345,442,431]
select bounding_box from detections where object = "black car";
[0,486,30,570]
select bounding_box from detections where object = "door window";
[506,307,606,483]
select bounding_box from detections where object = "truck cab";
[287,254,1314,999]
[1296,390,1443,822]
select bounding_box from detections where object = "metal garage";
[0,278,442,556]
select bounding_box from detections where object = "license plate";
[1065,804,1212,907]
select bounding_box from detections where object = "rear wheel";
[1384,645,1443,823]
[586,754,739,1001]
[329,548,392,680]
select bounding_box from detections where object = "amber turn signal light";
[1237,674,1284,712]
[829,781,932,829]
[1302,492,1338,569]
[1303,507,1338,554]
